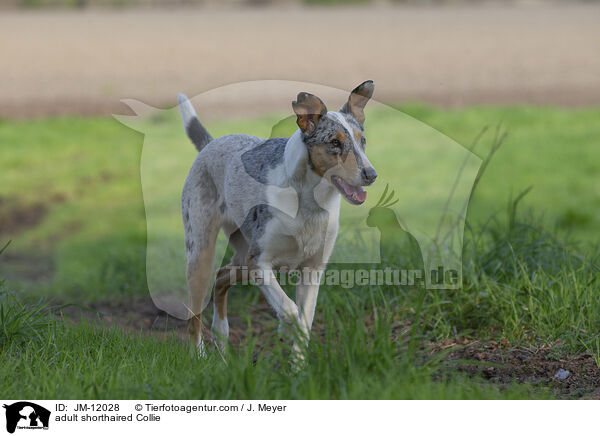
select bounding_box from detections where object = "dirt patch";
[0,196,47,235]
[0,252,55,282]
[56,295,281,346]
[46,221,82,245]
[57,297,189,339]
[436,339,600,399]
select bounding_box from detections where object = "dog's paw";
[193,341,207,359]
[277,303,300,336]
[211,317,229,355]
[211,330,228,356]
[290,342,309,372]
[212,337,227,356]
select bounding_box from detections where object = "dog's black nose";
[362,167,377,185]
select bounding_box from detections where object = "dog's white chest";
[294,210,330,258]
[261,203,339,269]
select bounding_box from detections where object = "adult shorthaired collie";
[178,81,377,360]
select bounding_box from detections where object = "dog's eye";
[331,139,342,148]
[361,136,366,147]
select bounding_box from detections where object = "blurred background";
[1,0,599,119]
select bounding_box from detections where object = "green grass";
[0,292,54,348]
[398,104,600,237]
[0,242,57,348]
[1,104,600,398]
[0,116,146,300]
[0,291,549,399]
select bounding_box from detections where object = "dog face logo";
[3,402,50,434]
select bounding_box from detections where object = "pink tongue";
[353,187,367,203]
[340,179,367,202]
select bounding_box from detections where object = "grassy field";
[1,105,600,398]
[0,296,551,399]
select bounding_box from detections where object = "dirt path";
[1,4,600,119]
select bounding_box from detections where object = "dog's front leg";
[291,268,323,364]
[255,268,300,330]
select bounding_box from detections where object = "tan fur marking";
[335,130,347,143]
[309,145,338,177]
[186,230,218,346]
[214,265,242,319]
[354,130,362,143]
[292,93,327,135]
[188,315,204,345]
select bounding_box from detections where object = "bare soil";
[436,338,600,399]
[1,4,600,119]
[0,196,48,235]
[56,295,280,345]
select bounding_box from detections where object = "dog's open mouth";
[331,175,367,205]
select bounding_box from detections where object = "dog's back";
[182,132,273,231]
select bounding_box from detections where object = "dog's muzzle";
[361,167,378,186]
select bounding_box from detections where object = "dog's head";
[292,80,377,205]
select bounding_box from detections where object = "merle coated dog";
[178,81,377,360]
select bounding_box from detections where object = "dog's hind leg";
[186,240,218,356]
[211,230,248,351]
[183,184,220,356]
[211,265,241,351]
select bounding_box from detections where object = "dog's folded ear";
[340,80,375,128]
[292,92,327,136]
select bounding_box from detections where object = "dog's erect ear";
[340,80,375,127]
[292,92,327,136]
